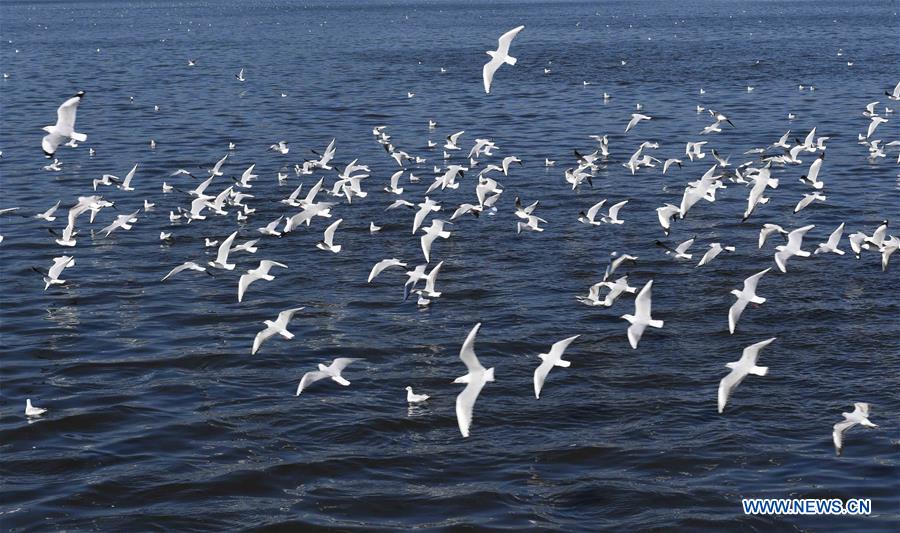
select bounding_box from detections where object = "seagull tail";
[750,365,768,376]
[556,359,571,368]
[505,55,517,66]
[71,132,87,142]
[750,296,766,304]
[483,367,495,382]
[649,319,664,329]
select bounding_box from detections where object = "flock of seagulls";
[4,25,896,456]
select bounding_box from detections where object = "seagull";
[621,280,663,349]
[799,153,825,189]
[656,204,680,235]
[794,192,826,213]
[417,260,444,299]
[252,307,304,355]
[533,335,579,399]
[444,131,465,150]
[268,141,289,154]
[258,216,284,237]
[35,201,61,222]
[406,386,430,403]
[421,220,451,262]
[368,258,407,283]
[159,261,212,281]
[657,236,695,259]
[600,200,628,224]
[208,231,238,270]
[774,224,815,272]
[453,323,494,437]
[296,358,362,395]
[603,253,637,281]
[25,399,47,417]
[728,268,770,334]
[866,116,888,139]
[482,25,524,94]
[316,218,343,253]
[718,337,776,413]
[884,81,900,101]
[759,223,788,248]
[577,199,606,225]
[833,403,878,455]
[42,91,86,157]
[663,158,682,174]
[235,68,245,82]
[697,243,735,267]
[369,222,382,233]
[743,169,779,221]
[625,113,651,133]
[115,164,138,191]
[238,260,288,302]
[99,210,140,238]
[385,170,404,194]
[38,255,75,290]
[814,223,845,255]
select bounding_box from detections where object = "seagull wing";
[607,200,628,219]
[42,133,65,156]
[483,55,504,94]
[496,25,524,56]
[459,323,485,374]
[634,280,654,319]
[548,335,579,360]
[832,418,856,454]
[238,272,256,302]
[216,231,238,264]
[717,368,744,413]
[275,307,304,327]
[296,370,329,395]
[329,357,361,373]
[728,299,747,334]
[252,324,278,355]
[586,199,607,221]
[533,359,554,399]
[55,92,83,131]
[322,219,342,245]
[456,378,487,437]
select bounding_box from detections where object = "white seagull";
[621,280,663,349]
[814,223,845,255]
[42,91,86,157]
[774,224,815,272]
[482,25,524,94]
[728,268,770,334]
[368,258,407,283]
[252,307,304,355]
[833,403,878,455]
[533,335,580,399]
[208,231,238,270]
[238,260,288,302]
[453,323,495,438]
[717,337,776,413]
[296,358,362,395]
[25,399,47,417]
[406,387,430,403]
[316,218,343,253]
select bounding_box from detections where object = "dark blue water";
[1,0,898,530]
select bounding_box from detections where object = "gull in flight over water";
[718,337,776,413]
[161,261,210,282]
[454,323,494,438]
[208,231,238,270]
[814,223,845,255]
[833,402,878,455]
[621,280,663,349]
[296,358,362,395]
[533,335,579,399]
[368,258,407,283]
[316,218,343,253]
[252,307,304,355]
[238,260,288,302]
[774,224,815,272]
[728,268,770,334]
[483,25,524,94]
[42,91,86,157]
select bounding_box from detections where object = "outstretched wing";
[459,323,484,373]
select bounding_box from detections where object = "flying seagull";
[238,260,288,302]
[42,91,86,157]
[774,224,815,272]
[718,337,776,413]
[832,402,878,455]
[728,268,770,334]
[482,25,524,94]
[454,323,495,437]
[621,280,663,349]
[252,307,304,355]
[533,335,579,399]
[296,358,362,395]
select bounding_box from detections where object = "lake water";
[1,0,898,530]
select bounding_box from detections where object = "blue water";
[1,0,899,530]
